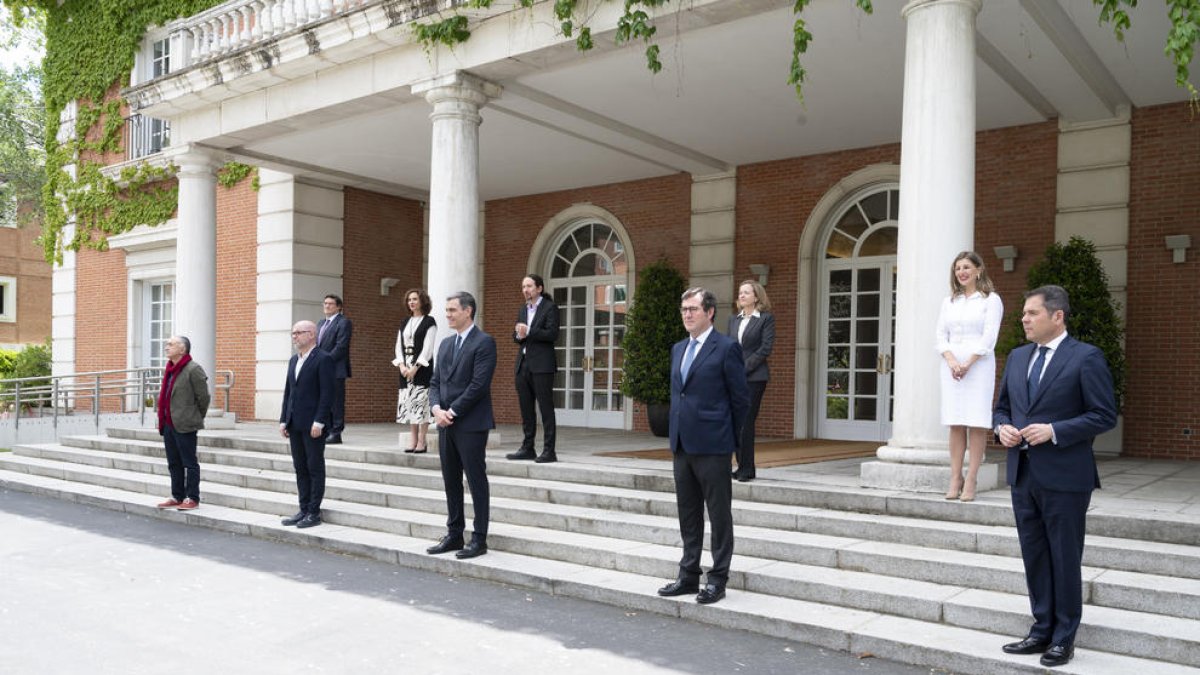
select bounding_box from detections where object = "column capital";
[412,71,501,117]
[165,145,222,177]
[901,0,981,19]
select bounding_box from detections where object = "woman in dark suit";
[393,288,437,453]
[727,279,775,482]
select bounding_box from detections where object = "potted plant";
[996,236,1126,407]
[620,258,687,436]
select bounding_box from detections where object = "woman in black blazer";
[393,288,437,453]
[727,279,776,482]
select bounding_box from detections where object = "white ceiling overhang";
[126,0,1194,201]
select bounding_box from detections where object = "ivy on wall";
[3,0,229,262]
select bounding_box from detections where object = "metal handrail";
[0,367,234,431]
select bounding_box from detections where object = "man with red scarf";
[156,335,210,510]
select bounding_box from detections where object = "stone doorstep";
[3,452,1200,653]
[87,430,1200,547]
[0,473,1195,675]
[22,440,1200,583]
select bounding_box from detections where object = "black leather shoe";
[455,540,487,559]
[281,512,305,526]
[326,434,342,444]
[534,451,557,464]
[506,449,537,460]
[656,579,699,597]
[696,584,726,604]
[736,475,754,483]
[426,535,464,555]
[1001,636,1051,655]
[1040,644,1074,667]
[296,513,322,528]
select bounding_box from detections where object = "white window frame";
[0,276,15,323]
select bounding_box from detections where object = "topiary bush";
[619,257,687,406]
[996,236,1125,408]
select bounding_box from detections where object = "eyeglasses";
[679,306,704,315]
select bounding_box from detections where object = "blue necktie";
[681,339,699,381]
[1027,345,1049,400]
[452,334,463,364]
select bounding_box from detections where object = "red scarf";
[157,354,192,430]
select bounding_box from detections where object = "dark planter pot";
[646,402,670,438]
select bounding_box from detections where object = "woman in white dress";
[394,289,437,453]
[936,251,1003,502]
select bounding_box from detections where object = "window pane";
[827,346,850,369]
[857,268,880,292]
[828,320,850,344]
[829,295,851,319]
[557,233,579,261]
[829,270,852,293]
[854,397,877,420]
[856,320,879,343]
[856,346,878,370]
[860,192,888,223]
[827,371,848,395]
[855,371,878,395]
[857,293,880,318]
[836,206,869,239]
[826,232,855,259]
[859,227,898,256]
[826,396,848,419]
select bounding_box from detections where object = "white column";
[412,72,500,333]
[173,149,219,400]
[861,0,996,492]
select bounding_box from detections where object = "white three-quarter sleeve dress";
[935,291,1004,428]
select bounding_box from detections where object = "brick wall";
[484,174,693,429]
[74,243,128,411]
[0,218,52,346]
[341,187,426,423]
[1125,102,1200,459]
[215,177,257,419]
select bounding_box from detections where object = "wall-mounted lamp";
[1165,235,1192,264]
[380,277,401,296]
[993,245,1019,273]
[748,264,770,286]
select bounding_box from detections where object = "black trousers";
[735,380,767,478]
[672,450,734,587]
[1012,451,1092,646]
[439,428,490,541]
[162,425,200,502]
[516,363,556,453]
[330,377,346,435]
[287,424,327,514]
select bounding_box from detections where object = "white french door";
[816,260,897,441]
[550,280,626,429]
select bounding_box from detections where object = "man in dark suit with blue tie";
[426,291,497,560]
[994,285,1117,667]
[657,287,750,605]
[279,320,336,529]
[317,294,352,444]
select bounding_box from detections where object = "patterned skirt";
[396,385,432,424]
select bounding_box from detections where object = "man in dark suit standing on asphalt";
[657,287,749,606]
[994,285,1117,668]
[507,274,560,464]
[427,292,497,560]
[279,320,335,529]
[317,294,352,444]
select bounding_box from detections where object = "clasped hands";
[433,407,456,428]
[946,358,970,381]
[997,423,1054,448]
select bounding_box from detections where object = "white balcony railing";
[168,0,373,69]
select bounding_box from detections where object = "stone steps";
[40,436,1200,581]
[3,429,1200,672]
[1,468,1196,675]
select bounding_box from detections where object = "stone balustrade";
[168,0,373,68]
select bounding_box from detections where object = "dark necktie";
[452,334,463,364]
[1027,345,1049,400]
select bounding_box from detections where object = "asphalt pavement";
[0,489,936,675]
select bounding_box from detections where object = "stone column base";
[861,445,1002,494]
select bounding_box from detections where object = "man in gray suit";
[427,292,497,560]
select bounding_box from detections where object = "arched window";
[545,220,629,429]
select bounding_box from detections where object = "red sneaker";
[157,498,182,509]
[176,499,199,511]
